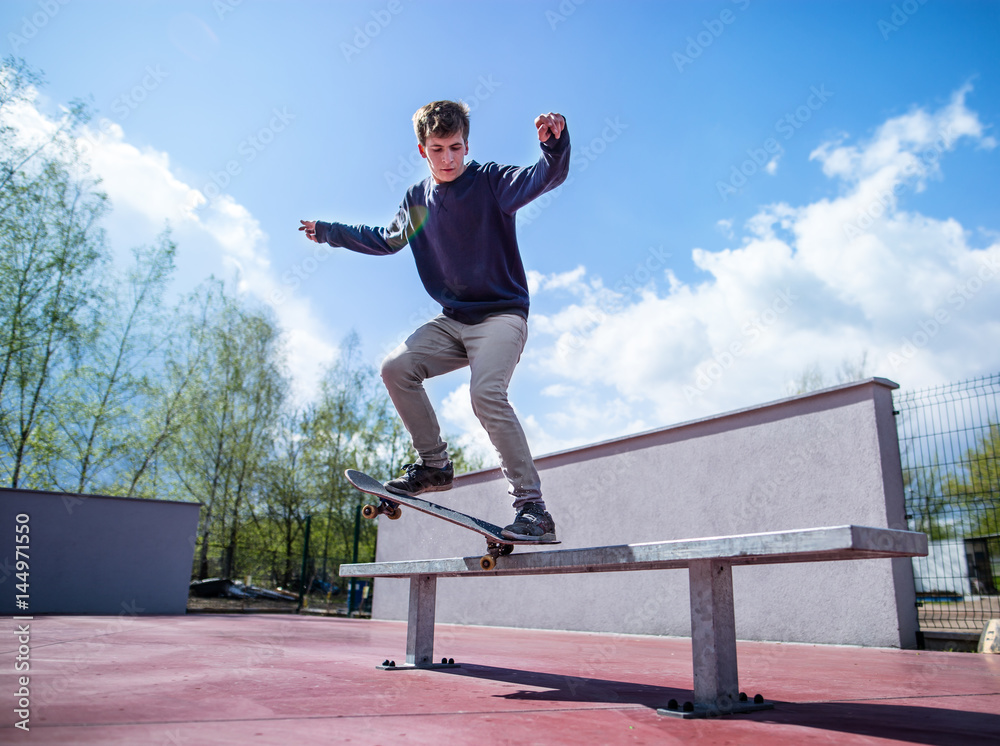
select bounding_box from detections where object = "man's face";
[419,131,469,184]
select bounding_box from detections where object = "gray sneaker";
[501,503,557,542]
[385,462,454,496]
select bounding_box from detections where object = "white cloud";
[522,85,1000,451]
[808,84,994,186]
[440,383,496,464]
[527,265,587,294]
[6,95,337,403]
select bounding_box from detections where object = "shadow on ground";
[442,664,1000,745]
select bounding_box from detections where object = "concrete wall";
[0,488,200,615]
[371,378,919,648]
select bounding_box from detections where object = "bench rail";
[340,525,927,718]
[340,524,926,578]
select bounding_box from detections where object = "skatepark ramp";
[341,524,927,717]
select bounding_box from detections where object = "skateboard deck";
[345,469,559,570]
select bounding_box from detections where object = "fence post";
[297,515,312,612]
[348,503,361,615]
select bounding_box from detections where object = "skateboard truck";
[361,498,402,521]
[482,541,514,571]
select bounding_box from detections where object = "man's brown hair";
[412,100,470,145]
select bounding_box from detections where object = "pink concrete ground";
[2,614,999,745]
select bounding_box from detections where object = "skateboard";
[345,469,559,570]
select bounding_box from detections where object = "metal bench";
[340,524,927,718]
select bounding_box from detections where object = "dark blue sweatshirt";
[314,129,571,324]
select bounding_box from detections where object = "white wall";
[371,379,918,648]
[912,540,972,597]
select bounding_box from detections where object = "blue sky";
[4,0,999,462]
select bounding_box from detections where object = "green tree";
[0,57,108,487]
[53,232,176,494]
[169,282,287,579]
[254,408,317,587]
[113,287,215,499]
[945,424,1000,537]
[303,332,404,571]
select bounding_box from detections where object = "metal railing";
[895,373,1000,632]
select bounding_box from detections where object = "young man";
[299,100,569,541]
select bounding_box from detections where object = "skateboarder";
[299,100,569,541]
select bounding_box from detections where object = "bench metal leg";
[689,559,739,709]
[377,574,458,670]
[406,574,436,666]
[660,559,772,717]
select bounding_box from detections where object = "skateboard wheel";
[361,504,378,519]
[387,506,402,520]
[753,693,764,704]
[683,701,694,712]
[479,555,496,571]
[498,544,514,557]
[666,699,679,711]
[739,692,748,702]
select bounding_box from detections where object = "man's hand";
[299,219,318,243]
[535,112,565,142]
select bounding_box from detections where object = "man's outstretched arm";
[492,112,571,214]
[297,205,412,256]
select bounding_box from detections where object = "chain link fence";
[895,373,1000,633]
[188,548,374,615]
[188,509,377,616]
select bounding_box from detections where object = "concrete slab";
[2,615,998,745]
